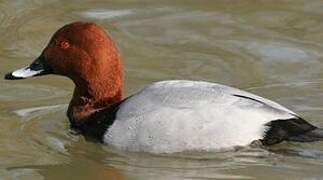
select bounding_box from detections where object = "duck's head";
[5,21,122,85]
[5,21,123,121]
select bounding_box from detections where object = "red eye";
[58,41,70,49]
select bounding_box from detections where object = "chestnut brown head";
[5,21,122,87]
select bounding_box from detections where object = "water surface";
[2,0,323,179]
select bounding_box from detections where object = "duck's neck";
[67,65,123,125]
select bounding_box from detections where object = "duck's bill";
[4,55,52,80]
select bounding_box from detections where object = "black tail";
[288,128,323,142]
[262,118,323,145]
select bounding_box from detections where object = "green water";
[2,0,323,179]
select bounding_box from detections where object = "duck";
[4,21,323,153]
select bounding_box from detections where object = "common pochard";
[5,21,323,153]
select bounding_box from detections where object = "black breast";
[70,100,124,142]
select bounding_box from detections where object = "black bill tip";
[4,72,23,80]
[4,55,52,80]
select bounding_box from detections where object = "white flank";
[104,80,297,153]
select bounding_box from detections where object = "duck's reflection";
[7,139,127,180]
